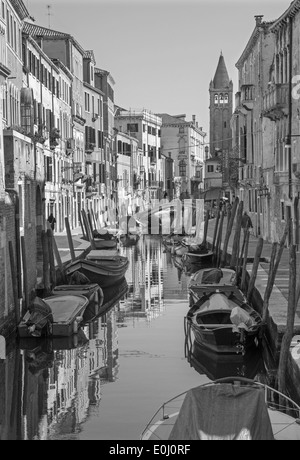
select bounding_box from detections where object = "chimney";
[192,115,196,124]
[254,15,264,26]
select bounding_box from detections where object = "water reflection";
[0,236,266,440]
[186,340,265,381]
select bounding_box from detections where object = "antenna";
[46,4,53,29]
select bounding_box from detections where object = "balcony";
[262,83,288,120]
[241,84,254,108]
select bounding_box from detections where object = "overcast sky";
[25,0,290,134]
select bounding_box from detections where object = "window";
[127,123,138,132]
[207,165,214,173]
[179,160,186,177]
[224,122,227,128]
[224,93,229,103]
[214,94,218,104]
[281,202,285,221]
[1,2,5,19]
[85,92,90,112]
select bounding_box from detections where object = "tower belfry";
[46,4,53,29]
[209,53,233,158]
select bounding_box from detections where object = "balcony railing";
[263,83,288,120]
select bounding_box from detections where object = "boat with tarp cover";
[185,285,262,354]
[141,377,300,440]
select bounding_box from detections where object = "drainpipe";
[5,189,22,299]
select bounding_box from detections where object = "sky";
[24,0,291,134]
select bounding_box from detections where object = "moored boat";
[18,295,89,338]
[51,282,104,322]
[185,286,262,354]
[182,247,214,264]
[141,377,300,440]
[64,253,129,288]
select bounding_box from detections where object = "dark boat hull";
[189,321,259,354]
[182,251,214,265]
[65,258,129,288]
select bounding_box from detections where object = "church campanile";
[209,52,233,158]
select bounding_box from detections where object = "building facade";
[158,113,206,200]
[232,15,275,240]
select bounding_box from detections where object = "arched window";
[219,93,224,104]
[179,160,186,177]
[214,94,218,104]
[224,93,229,103]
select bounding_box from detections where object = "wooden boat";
[51,283,104,322]
[92,238,118,250]
[182,246,214,264]
[18,295,89,338]
[185,285,262,354]
[119,232,140,247]
[64,253,129,288]
[141,377,300,440]
[188,269,242,306]
[189,267,236,289]
[162,233,186,249]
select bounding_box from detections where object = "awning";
[201,188,222,201]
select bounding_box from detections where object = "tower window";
[214,94,218,104]
[224,122,227,128]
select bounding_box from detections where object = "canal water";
[0,236,266,440]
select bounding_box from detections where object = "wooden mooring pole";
[215,211,225,268]
[65,217,76,261]
[47,229,56,289]
[202,208,210,247]
[246,237,264,302]
[229,200,244,269]
[20,236,29,315]
[8,241,19,322]
[240,229,250,292]
[220,197,239,268]
[211,208,220,253]
[41,230,51,296]
[278,243,296,395]
[262,219,290,324]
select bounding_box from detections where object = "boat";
[17,295,89,338]
[185,285,262,354]
[92,238,118,250]
[182,244,214,264]
[64,252,129,288]
[141,376,300,440]
[51,282,104,322]
[189,267,236,289]
[162,233,186,249]
[188,269,243,306]
[119,232,140,247]
[186,339,265,381]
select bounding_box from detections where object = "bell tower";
[209,52,233,158]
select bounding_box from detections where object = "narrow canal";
[0,236,266,440]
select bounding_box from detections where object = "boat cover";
[168,384,274,440]
[200,268,223,284]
